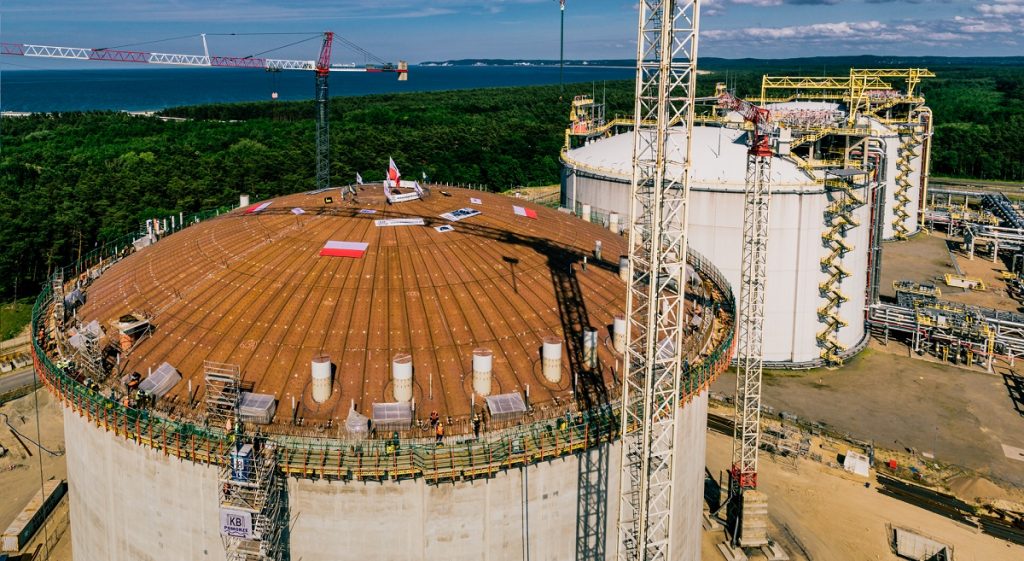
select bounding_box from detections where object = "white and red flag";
[319,240,369,258]
[245,202,272,214]
[513,205,537,219]
[388,157,401,186]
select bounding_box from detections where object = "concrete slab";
[703,512,724,532]
[1002,443,1024,462]
[716,542,748,561]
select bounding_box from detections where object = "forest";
[1,61,1022,300]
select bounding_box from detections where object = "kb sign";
[220,508,254,539]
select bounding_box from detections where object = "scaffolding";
[206,362,287,561]
[218,441,286,561]
[568,95,607,143]
[205,362,241,429]
[817,171,867,365]
[51,271,65,330]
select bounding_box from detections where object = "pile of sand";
[945,474,1013,503]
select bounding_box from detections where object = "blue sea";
[0,65,634,113]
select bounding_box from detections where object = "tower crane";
[615,1,700,560]
[1,33,407,191]
[715,84,773,548]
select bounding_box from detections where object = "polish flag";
[320,241,369,258]
[513,205,537,219]
[388,157,401,186]
[245,202,272,214]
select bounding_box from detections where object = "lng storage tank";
[30,186,736,561]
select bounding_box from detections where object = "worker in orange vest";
[435,422,444,446]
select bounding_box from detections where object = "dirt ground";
[712,342,1024,489]
[0,389,70,561]
[701,430,1024,561]
[880,231,1023,310]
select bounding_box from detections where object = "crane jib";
[1,42,317,71]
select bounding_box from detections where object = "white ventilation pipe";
[613,315,627,354]
[311,354,332,403]
[472,348,493,396]
[541,337,562,383]
[392,353,413,402]
[609,213,620,234]
[619,256,629,282]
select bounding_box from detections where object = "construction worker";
[472,413,481,439]
[435,422,444,446]
[429,410,439,428]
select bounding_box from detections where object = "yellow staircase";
[892,127,922,239]
[818,178,865,366]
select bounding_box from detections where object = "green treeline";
[2,63,1023,300]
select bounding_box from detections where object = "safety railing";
[31,205,736,483]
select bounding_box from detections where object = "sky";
[0,0,1022,68]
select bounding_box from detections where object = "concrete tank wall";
[563,167,870,365]
[64,407,223,561]
[62,390,713,561]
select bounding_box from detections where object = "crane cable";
[93,31,391,66]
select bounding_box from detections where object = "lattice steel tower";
[615,1,700,560]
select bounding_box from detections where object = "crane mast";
[314,33,334,191]
[616,1,700,560]
[717,86,773,548]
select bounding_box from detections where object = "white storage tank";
[563,124,872,365]
[240,194,250,208]
[311,354,332,403]
[392,353,413,402]
[541,337,562,383]
[472,348,493,396]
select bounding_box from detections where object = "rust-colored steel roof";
[80,187,630,426]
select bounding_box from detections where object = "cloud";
[976,1,1024,16]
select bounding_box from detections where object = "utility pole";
[560,0,566,94]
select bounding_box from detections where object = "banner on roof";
[470,197,482,205]
[245,202,272,214]
[435,225,454,233]
[358,209,378,214]
[320,241,369,258]
[291,208,305,215]
[375,218,425,227]
[440,207,481,222]
[513,205,537,219]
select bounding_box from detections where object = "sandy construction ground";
[712,342,1024,489]
[0,389,70,560]
[880,232,1023,311]
[702,430,1024,561]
